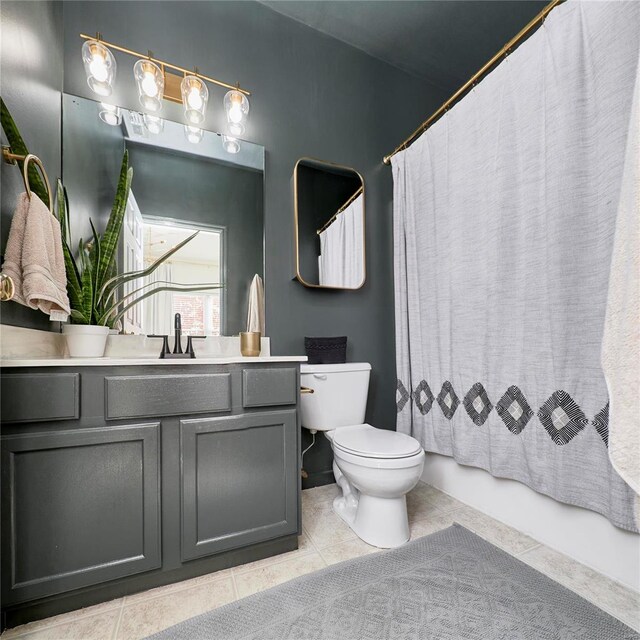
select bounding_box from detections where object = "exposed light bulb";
[184,125,203,144]
[228,104,243,124]
[223,135,240,154]
[181,75,208,125]
[82,40,116,97]
[224,90,249,137]
[89,53,108,82]
[141,71,159,97]
[187,88,203,110]
[134,59,164,112]
[98,104,122,126]
[144,114,163,134]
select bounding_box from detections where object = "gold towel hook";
[22,153,54,215]
[0,273,15,301]
[2,147,54,215]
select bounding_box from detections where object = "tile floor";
[2,481,639,639]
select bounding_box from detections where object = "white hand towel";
[246,274,265,334]
[2,193,70,321]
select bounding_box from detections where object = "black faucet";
[173,313,183,354]
[149,313,206,359]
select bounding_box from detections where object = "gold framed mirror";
[293,157,365,290]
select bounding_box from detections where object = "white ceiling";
[260,1,548,91]
[144,223,221,266]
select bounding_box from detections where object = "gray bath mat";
[148,524,638,639]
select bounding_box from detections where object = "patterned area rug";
[148,525,638,639]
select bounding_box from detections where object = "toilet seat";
[331,424,422,459]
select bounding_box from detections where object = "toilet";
[300,362,425,548]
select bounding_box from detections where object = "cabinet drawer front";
[242,367,297,408]
[180,410,298,561]
[1,423,161,604]
[105,373,231,419]
[1,373,79,423]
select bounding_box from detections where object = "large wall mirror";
[62,94,264,336]
[294,158,365,289]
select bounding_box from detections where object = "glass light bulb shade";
[82,40,116,97]
[228,122,244,136]
[184,125,204,144]
[222,135,241,154]
[134,59,164,112]
[143,114,164,135]
[98,104,122,126]
[181,75,208,124]
[224,90,249,128]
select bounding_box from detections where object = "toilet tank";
[300,363,371,431]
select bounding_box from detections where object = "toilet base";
[332,462,410,549]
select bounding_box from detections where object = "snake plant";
[56,151,223,329]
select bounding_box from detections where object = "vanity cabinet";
[1,423,161,605]
[0,362,301,629]
[181,410,297,560]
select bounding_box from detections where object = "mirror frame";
[293,157,366,290]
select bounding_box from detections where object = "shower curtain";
[319,194,364,288]
[393,0,640,531]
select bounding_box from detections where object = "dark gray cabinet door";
[1,423,161,605]
[180,410,297,561]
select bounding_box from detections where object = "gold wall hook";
[0,273,15,301]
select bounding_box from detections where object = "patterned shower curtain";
[392,0,640,532]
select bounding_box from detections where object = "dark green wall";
[127,145,264,336]
[66,0,451,485]
[0,1,63,330]
[62,94,125,249]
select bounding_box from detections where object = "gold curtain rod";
[80,33,251,96]
[382,0,564,165]
[316,186,364,235]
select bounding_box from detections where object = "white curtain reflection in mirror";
[142,222,223,336]
[318,193,364,288]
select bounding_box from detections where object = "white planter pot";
[63,325,110,358]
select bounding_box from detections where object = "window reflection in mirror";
[142,221,223,337]
[294,158,365,290]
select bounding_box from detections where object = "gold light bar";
[382,0,563,165]
[80,33,251,96]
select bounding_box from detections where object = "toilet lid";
[332,424,422,459]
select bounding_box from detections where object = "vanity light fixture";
[144,114,164,135]
[224,89,250,136]
[222,135,241,154]
[82,38,116,96]
[184,125,204,144]
[134,59,164,112]
[181,75,208,124]
[98,103,122,126]
[80,34,251,130]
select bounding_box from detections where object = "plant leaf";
[80,261,94,324]
[89,218,102,321]
[0,98,50,207]
[98,280,224,326]
[96,152,132,292]
[70,309,88,324]
[98,230,200,306]
[55,181,83,318]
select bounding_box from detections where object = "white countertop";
[0,356,308,367]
